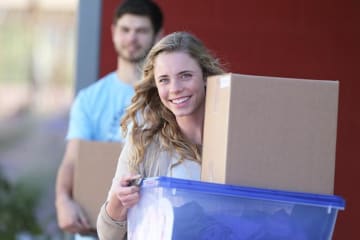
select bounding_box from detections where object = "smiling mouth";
[170,96,190,104]
[125,44,141,52]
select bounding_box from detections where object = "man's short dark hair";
[113,0,164,35]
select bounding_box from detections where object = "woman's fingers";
[119,174,142,187]
[117,186,140,208]
[110,175,141,208]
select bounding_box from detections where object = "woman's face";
[154,51,206,120]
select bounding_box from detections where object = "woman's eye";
[158,78,168,84]
[180,73,192,80]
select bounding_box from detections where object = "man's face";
[112,14,156,63]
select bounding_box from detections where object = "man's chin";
[119,54,145,63]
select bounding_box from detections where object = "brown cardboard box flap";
[73,140,122,228]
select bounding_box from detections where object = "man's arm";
[56,139,78,204]
[55,139,91,233]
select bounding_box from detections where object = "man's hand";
[56,197,92,234]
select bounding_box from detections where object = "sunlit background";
[0,0,78,239]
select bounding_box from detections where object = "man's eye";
[120,27,129,33]
[137,28,150,34]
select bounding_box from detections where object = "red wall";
[99,1,360,238]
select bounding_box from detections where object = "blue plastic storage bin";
[128,177,345,240]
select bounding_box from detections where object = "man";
[55,0,163,239]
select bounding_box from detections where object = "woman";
[97,31,225,239]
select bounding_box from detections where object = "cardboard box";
[201,73,339,194]
[74,140,122,228]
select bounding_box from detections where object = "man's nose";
[127,31,137,42]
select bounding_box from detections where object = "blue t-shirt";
[67,72,134,142]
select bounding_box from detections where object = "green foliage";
[0,169,43,239]
[0,21,31,84]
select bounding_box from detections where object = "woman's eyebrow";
[156,70,194,79]
[156,74,168,79]
[177,70,194,75]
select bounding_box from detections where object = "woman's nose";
[169,79,183,93]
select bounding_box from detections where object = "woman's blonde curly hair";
[121,32,225,171]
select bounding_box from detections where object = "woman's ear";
[203,72,207,86]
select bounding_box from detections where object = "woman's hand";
[105,174,141,221]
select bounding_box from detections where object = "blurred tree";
[0,168,43,239]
